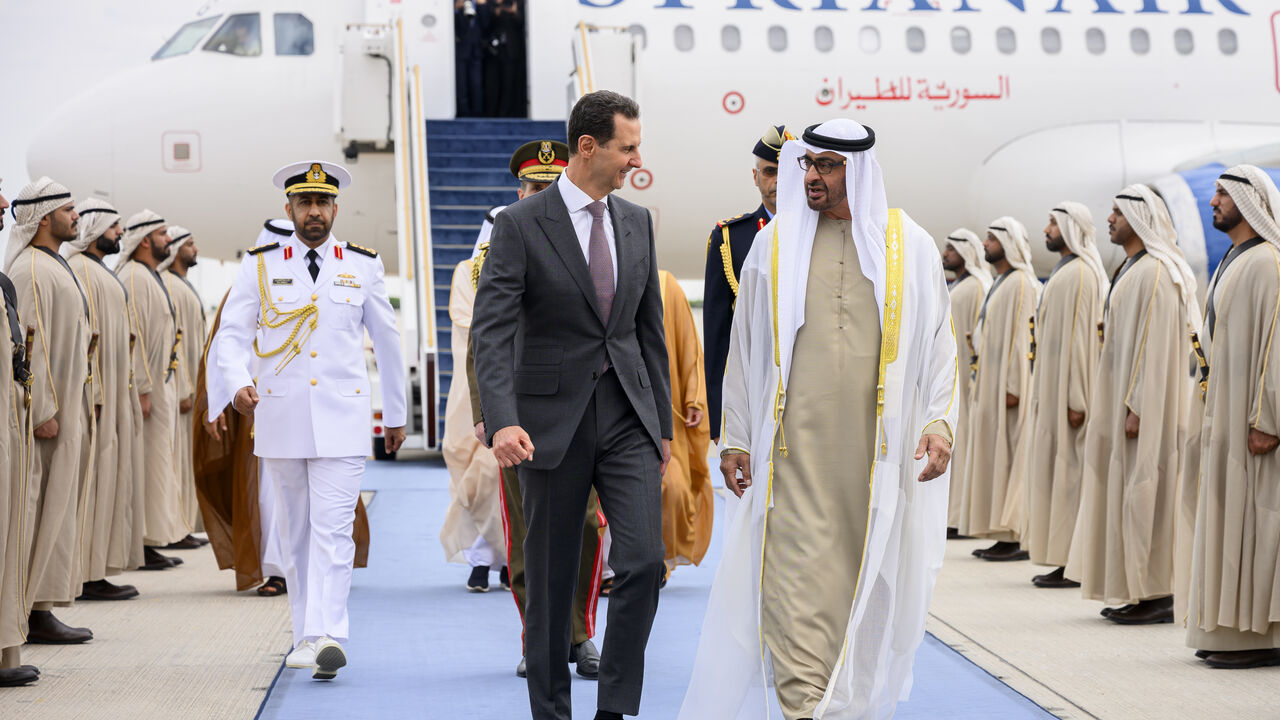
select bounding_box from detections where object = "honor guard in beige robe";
[1066,184,1198,625]
[65,198,143,602]
[159,227,209,540]
[118,210,190,563]
[682,119,957,720]
[1185,166,1280,668]
[6,178,94,645]
[0,176,39,685]
[941,229,992,536]
[1024,203,1107,588]
[959,217,1040,561]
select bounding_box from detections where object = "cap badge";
[538,141,554,165]
[308,163,327,183]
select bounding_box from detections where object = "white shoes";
[312,636,347,680]
[285,641,316,669]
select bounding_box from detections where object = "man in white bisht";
[680,119,957,720]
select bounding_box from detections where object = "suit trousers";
[264,456,364,647]
[520,368,665,719]
[500,466,604,649]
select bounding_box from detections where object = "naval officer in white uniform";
[214,161,406,680]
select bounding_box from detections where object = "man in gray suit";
[472,90,672,720]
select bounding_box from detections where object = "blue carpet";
[258,459,1051,719]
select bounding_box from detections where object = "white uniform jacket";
[215,233,406,459]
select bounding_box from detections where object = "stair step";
[431,135,564,154]
[430,167,516,187]
[427,152,510,169]
[429,188,511,206]
[432,207,490,226]
[427,118,567,138]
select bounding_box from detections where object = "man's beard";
[95,235,120,255]
[297,219,330,243]
[186,254,198,268]
[152,242,168,263]
[1045,234,1066,253]
[984,247,1005,264]
[1212,205,1243,233]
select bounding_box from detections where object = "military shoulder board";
[248,242,280,256]
[345,243,378,258]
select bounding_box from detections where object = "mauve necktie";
[306,248,320,282]
[586,201,615,323]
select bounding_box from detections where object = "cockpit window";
[275,13,314,56]
[203,13,262,56]
[152,16,221,60]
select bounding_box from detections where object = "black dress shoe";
[516,656,526,678]
[972,542,1001,558]
[1195,649,1212,659]
[1204,648,1280,669]
[1107,596,1173,625]
[79,579,140,601]
[0,666,38,687]
[571,639,600,679]
[980,542,1029,562]
[499,566,510,591]
[593,711,623,720]
[1101,604,1135,618]
[142,546,180,570]
[164,535,203,550]
[1031,567,1081,588]
[467,565,490,592]
[947,527,973,540]
[26,610,92,644]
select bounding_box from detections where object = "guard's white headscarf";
[1218,164,1280,249]
[1115,184,1201,331]
[986,216,1041,293]
[157,225,191,272]
[775,119,887,362]
[1050,201,1108,306]
[64,197,120,258]
[945,228,993,292]
[118,209,167,267]
[472,205,506,259]
[5,177,73,271]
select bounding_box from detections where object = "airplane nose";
[26,79,119,202]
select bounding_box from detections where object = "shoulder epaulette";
[346,242,378,258]
[248,242,279,255]
[470,243,491,290]
[715,213,750,229]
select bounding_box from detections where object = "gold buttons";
[345,297,351,302]
[310,351,317,358]
[310,379,317,386]
[356,388,361,394]
[311,294,318,301]
[267,389,272,395]
[277,296,283,301]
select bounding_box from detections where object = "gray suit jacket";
[472,182,672,470]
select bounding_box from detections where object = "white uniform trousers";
[264,456,364,646]
[257,459,286,579]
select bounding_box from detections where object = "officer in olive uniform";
[702,125,792,442]
[465,139,605,680]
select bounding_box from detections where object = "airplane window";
[814,25,834,53]
[951,27,971,55]
[906,27,925,54]
[203,13,261,56]
[1130,28,1150,55]
[674,24,694,52]
[1174,28,1194,55]
[152,16,221,60]
[1218,28,1237,55]
[722,25,741,52]
[1041,27,1061,55]
[1086,27,1105,55]
[860,27,881,54]
[768,26,787,53]
[275,13,313,56]
[628,24,647,50]
[996,27,1016,54]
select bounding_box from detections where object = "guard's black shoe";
[466,565,490,593]
[571,639,600,679]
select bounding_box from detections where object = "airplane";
[26,0,1280,451]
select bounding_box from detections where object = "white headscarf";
[5,177,73,271]
[65,197,120,258]
[1218,164,1280,250]
[157,225,191,272]
[945,228,993,292]
[119,209,166,266]
[257,218,294,247]
[1050,201,1108,306]
[472,205,506,259]
[1115,184,1201,331]
[774,119,887,368]
[986,216,1041,291]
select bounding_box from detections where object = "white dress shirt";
[557,171,618,290]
